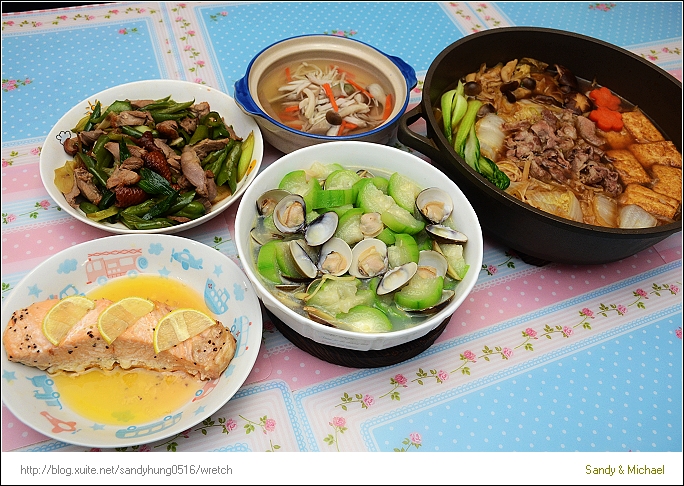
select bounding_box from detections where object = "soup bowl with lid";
[234,141,483,363]
[234,34,417,154]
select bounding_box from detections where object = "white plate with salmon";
[0,234,262,448]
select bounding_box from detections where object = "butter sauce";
[52,275,209,425]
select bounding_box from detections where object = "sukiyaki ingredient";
[440,84,511,190]
[589,106,623,131]
[589,87,621,110]
[438,57,682,227]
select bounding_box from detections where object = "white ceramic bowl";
[0,234,262,448]
[40,79,264,235]
[234,35,417,154]
[235,141,483,351]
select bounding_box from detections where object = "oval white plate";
[39,79,264,235]
[0,234,262,448]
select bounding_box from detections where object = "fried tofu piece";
[650,164,682,202]
[628,141,682,169]
[598,127,634,149]
[618,183,680,219]
[621,110,665,143]
[606,149,651,185]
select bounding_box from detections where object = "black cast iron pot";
[398,27,682,265]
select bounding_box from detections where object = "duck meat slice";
[127,145,146,158]
[120,156,144,171]
[156,120,179,140]
[104,141,121,163]
[181,145,207,196]
[205,171,218,202]
[190,101,210,119]
[153,138,181,170]
[179,116,198,134]
[63,173,81,209]
[192,138,235,160]
[78,129,105,147]
[106,166,141,189]
[74,166,103,205]
[112,110,153,127]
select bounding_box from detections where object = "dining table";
[1,0,682,481]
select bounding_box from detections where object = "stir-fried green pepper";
[188,125,209,146]
[90,100,133,125]
[167,191,196,214]
[79,201,100,214]
[170,200,205,219]
[119,212,174,230]
[150,111,189,123]
[93,135,113,169]
[120,198,159,217]
[237,132,255,182]
[141,191,179,220]
[77,153,109,188]
[120,125,143,138]
[216,142,241,190]
[137,96,172,111]
[86,205,120,222]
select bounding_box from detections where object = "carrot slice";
[283,105,300,113]
[323,83,338,112]
[382,94,393,120]
[337,120,358,136]
[285,67,292,83]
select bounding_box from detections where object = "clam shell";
[305,211,338,246]
[416,187,454,224]
[273,194,307,234]
[289,239,318,279]
[417,250,448,278]
[318,237,353,276]
[257,189,291,216]
[377,261,418,295]
[349,238,388,278]
[425,224,468,243]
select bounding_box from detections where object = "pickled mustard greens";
[250,163,471,333]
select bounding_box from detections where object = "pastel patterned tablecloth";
[1,1,682,454]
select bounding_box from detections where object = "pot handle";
[386,54,417,91]
[233,75,261,116]
[397,105,444,162]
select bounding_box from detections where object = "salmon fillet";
[3,299,236,380]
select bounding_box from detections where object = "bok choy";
[441,89,510,190]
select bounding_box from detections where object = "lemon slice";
[42,296,96,345]
[97,297,156,344]
[153,309,217,353]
